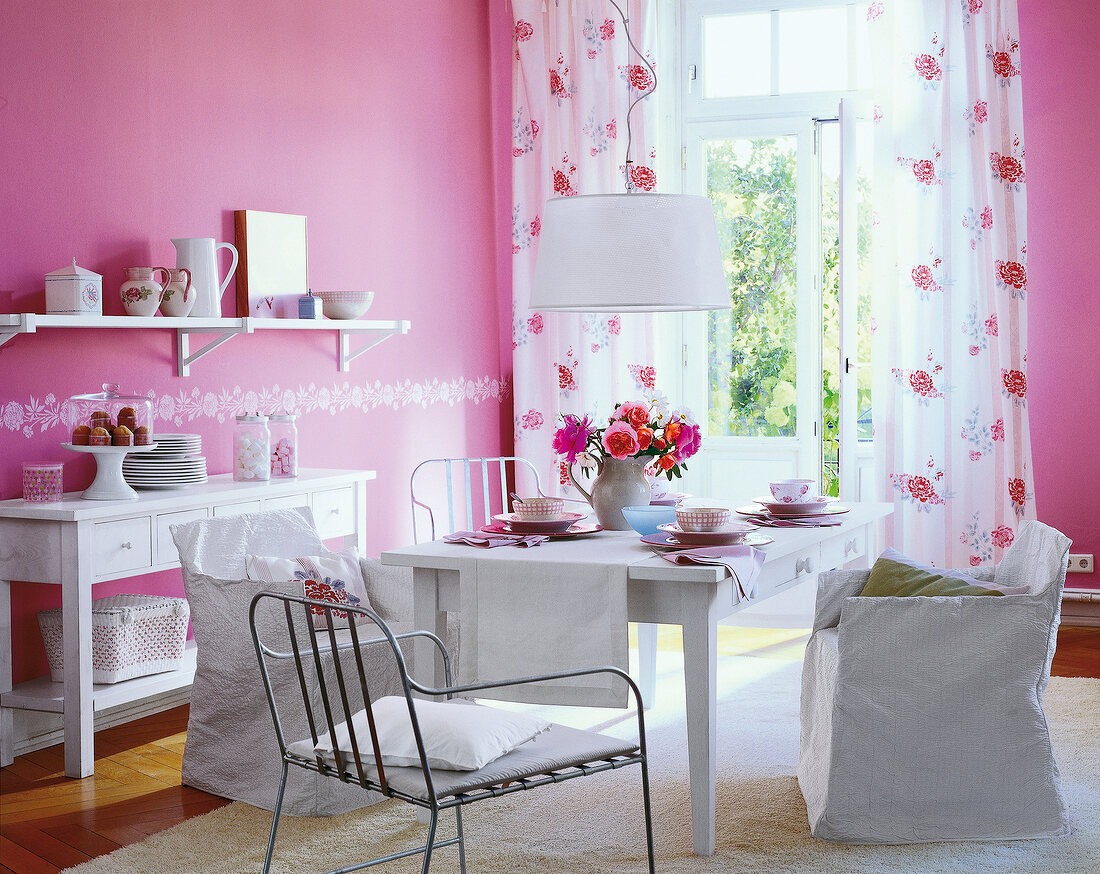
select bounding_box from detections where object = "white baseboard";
[9,687,193,759]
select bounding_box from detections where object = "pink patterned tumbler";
[23,462,64,503]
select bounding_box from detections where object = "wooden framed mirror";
[234,210,308,318]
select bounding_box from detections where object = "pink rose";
[969,556,982,567]
[991,525,1015,549]
[602,420,640,459]
[616,401,650,430]
[974,100,988,124]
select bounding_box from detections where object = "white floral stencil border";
[2,375,512,438]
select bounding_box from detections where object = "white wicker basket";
[38,594,190,684]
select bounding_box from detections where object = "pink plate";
[650,492,690,506]
[641,531,774,549]
[481,520,602,538]
[736,504,850,520]
[492,511,586,534]
[751,495,839,515]
[655,522,757,546]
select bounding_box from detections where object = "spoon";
[509,492,523,507]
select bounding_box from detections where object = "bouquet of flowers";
[552,395,702,480]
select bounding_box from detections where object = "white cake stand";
[62,442,160,501]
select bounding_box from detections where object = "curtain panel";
[511,0,661,495]
[869,0,1034,566]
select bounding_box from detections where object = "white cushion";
[314,696,550,771]
[247,546,374,628]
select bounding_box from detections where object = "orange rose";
[664,422,681,443]
[636,427,653,451]
[653,438,667,450]
[658,453,677,471]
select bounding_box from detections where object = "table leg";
[636,622,658,709]
[412,567,446,689]
[61,525,94,778]
[0,578,13,768]
[681,594,718,856]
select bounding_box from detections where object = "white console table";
[0,468,374,777]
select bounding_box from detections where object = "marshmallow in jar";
[268,414,298,478]
[233,414,270,481]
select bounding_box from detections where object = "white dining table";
[382,501,892,856]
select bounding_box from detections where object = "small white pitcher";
[171,237,238,318]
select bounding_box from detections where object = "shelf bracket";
[338,322,410,372]
[0,313,33,348]
[177,328,244,377]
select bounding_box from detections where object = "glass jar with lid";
[234,414,270,481]
[66,383,154,446]
[268,414,298,478]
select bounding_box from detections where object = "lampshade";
[529,193,730,312]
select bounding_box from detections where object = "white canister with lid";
[233,414,270,481]
[268,414,298,478]
[46,258,103,315]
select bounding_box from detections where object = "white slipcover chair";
[171,507,415,816]
[799,519,1072,843]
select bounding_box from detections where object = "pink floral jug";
[119,267,170,317]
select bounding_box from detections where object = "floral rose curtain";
[869,0,1033,566]
[511,0,660,495]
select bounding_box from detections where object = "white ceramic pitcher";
[171,237,239,318]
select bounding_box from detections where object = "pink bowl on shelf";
[316,290,374,320]
[675,506,731,532]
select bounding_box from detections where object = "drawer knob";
[121,541,133,550]
[331,507,341,514]
[796,556,814,575]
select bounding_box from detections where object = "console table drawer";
[313,487,355,538]
[263,493,310,512]
[758,545,822,600]
[156,508,210,565]
[821,528,868,570]
[214,500,263,518]
[93,517,152,577]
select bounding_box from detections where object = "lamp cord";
[608,0,656,192]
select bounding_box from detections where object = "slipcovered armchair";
[799,520,1072,843]
[171,506,416,816]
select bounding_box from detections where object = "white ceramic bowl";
[317,290,374,320]
[512,496,565,521]
[675,506,731,532]
[769,479,817,503]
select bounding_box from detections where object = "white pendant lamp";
[528,2,729,313]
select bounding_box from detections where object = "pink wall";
[0,0,515,682]
[1018,1,1100,578]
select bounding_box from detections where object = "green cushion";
[860,548,1004,598]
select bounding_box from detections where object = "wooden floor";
[2,624,1098,873]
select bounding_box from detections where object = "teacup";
[675,506,730,532]
[512,496,565,521]
[769,479,817,504]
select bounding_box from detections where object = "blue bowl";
[621,504,677,536]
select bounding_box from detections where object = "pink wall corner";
[1018,1,1100,581]
[0,0,514,683]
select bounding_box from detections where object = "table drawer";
[156,508,210,565]
[821,527,868,570]
[214,500,263,518]
[313,486,355,538]
[758,544,821,600]
[263,493,310,512]
[93,517,152,578]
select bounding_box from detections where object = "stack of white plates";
[123,433,208,489]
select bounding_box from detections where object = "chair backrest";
[249,591,452,802]
[409,456,545,542]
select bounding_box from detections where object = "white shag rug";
[63,646,1100,874]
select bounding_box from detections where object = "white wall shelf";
[0,313,411,376]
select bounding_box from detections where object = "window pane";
[705,136,799,437]
[778,7,848,93]
[703,13,771,98]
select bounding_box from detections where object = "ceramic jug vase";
[171,237,238,318]
[568,455,650,530]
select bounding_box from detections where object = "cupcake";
[112,425,134,446]
[89,426,111,446]
[133,425,152,446]
[117,406,138,431]
[71,424,91,445]
[90,410,112,430]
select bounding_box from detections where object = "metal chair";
[250,592,656,874]
[410,456,550,542]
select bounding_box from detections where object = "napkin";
[659,545,765,602]
[443,530,548,548]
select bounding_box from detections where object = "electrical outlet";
[1068,554,1094,573]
